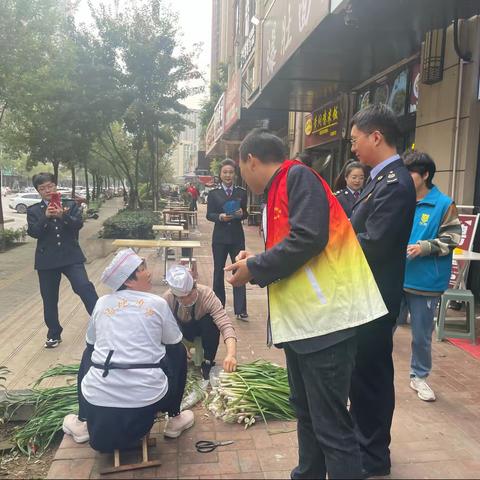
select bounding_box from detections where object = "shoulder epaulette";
[386,170,398,185]
[235,186,246,191]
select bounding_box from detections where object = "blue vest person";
[27,173,98,348]
[399,151,461,402]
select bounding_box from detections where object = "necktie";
[226,188,232,197]
[353,191,360,200]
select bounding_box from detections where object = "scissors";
[195,440,235,453]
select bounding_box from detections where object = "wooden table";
[112,239,201,280]
[162,209,197,228]
[152,224,187,240]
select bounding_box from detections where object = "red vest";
[264,160,387,344]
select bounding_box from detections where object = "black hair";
[333,160,364,191]
[220,158,236,172]
[403,150,436,188]
[344,161,365,179]
[239,128,286,164]
[350,104,401,147]
[32,172,56,190]
[295,151,313,168]
[116,268,138,290]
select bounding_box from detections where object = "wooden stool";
[100,434,161,475]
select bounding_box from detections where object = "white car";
[9,192,42,213]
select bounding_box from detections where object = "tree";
[89,0,203,209]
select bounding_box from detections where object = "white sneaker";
[62,414,90,443]
[410,377,436,402]
[164,410,194,438]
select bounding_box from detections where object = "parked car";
[9,192,41,213]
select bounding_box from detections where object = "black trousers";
[189,198,197,211]
[37,263,98,339]
[82,342,187,453]
[77,342,94,422]
[349,315,395,473]
[180,314,220,362]
[285,337,362,480]
[212,242,247,315]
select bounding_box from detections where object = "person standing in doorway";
[400,151,461,402]
[27,172,98,348]
[207,159,248,321]
[349,104,416,478]
[334,161,366,218]
[226,129,387,479]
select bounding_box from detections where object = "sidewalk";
[3,203,479,479]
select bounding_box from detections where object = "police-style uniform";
[334,188,361,218]
[349,157,416,475]
[206,184,248,315]
[27,199,98,340]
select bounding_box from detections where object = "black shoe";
[200,360,215,380]
[44,337,62,349]
[236,313,249,321]
[362,466,391,478]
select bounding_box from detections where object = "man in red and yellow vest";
[226,129,387,480]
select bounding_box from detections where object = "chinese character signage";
[224,72,241,133]
[205,117,215,155]
[304,101,341,148]
[213,93,225,143]
[261,0,329,90]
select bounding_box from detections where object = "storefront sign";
[409,63,421,113]
[304,101,341,148]
[205,117,215,155]
[240,26,256,69]
[261,0,329,89]
[213,93,225,143]
[224,72,241,133]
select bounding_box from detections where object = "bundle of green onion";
[205,360,294,428]
[4,364,79,455]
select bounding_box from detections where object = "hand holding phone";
[49,192,62,209]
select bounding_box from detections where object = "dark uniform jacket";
[350,157,416,317]
[334,188,361,218]
[206,185,248,245]
[27,200,86,270]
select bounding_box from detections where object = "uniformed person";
[349,105,416,478]
[27,173,98,348]
[206,158,248,320]
[334,161,366,218]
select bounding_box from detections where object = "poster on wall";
[388,69,408,116]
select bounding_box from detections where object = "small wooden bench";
[100,434,161,475]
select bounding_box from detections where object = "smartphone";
[50,192,62,209]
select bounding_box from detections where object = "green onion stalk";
[205,360,295,428]
[3,364,79,456]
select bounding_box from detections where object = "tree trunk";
[71,165,76,198]
[52,160,60,184]
[84,161,90,203]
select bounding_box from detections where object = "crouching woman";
[80,249,194,453]
[164,265,237,380]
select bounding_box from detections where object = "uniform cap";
[101,248,143,291]
[166,264,194,297]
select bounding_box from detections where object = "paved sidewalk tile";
[36,204,480,479]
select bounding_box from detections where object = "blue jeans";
[403,292,439,379]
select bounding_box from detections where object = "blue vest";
[404,186,453,292]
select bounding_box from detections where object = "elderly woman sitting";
[164,265,237,380]
[67,249,194,453]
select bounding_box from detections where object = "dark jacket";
[350,157,416,317]
[334,188,361,218]
[27,200,86,270]
[206,186,247,245]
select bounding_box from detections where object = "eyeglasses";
[37,183,56,192]
[349,130,382,145]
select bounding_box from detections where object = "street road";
[1,194,29,230]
